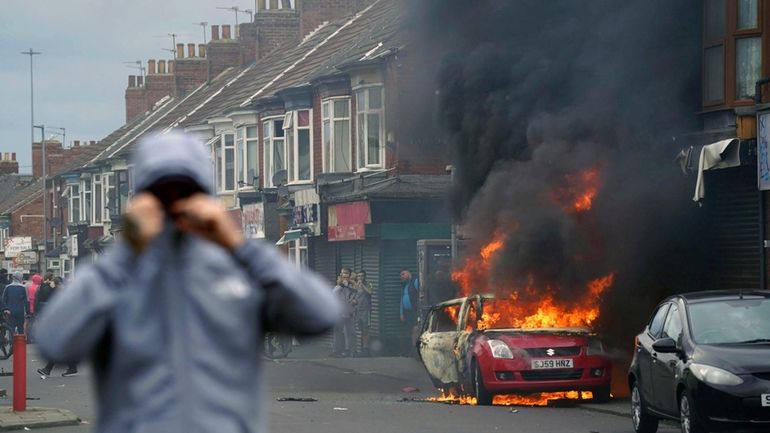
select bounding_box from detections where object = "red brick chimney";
[222,25,232,40]
[176,43,185,59]
[211,25,220,41]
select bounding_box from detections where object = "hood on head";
[132,132,213,195]
[31,275,42,284]
[11,272,23,283]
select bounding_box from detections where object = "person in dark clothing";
[399,269,420,356]
[0,269,8,287]
[2,272,27,334]
[36,277,78,377]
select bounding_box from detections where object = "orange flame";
[553,169,601,213]
[428,390,595,406]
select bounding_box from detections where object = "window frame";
[262,116,286,188]
[240,125,260,188]
[81,178,92,225]
[92,174,103,225]
[287,235,308,268]
[214,132,237,193]
[322,97,353,173]
[68,183,81,224]
[285,109,314,184]
[354,85,385,171]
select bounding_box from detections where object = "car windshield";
[689,297,770,344]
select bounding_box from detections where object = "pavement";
[0,407,79,431]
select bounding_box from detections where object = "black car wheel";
[472,360,493,406]
[631,382,659,433]
[679,392,706,433]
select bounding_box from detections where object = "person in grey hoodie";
[35,132,342,433]
[2,272,27,334]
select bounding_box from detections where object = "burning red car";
[417,295,612,405]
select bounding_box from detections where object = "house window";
[355,87,384,169]
[104,173,115,222]
[215,133,236,192]
[245,126,260,186]
[285,109,312,183]
[93,174,103,224]
[263,117,286,187]
[69,184,80,223]
[738,0,758,30]
[322,98,352,173]
[736,37,761,99]
[287,236,308,268]
[112,170,130,217]
[81,179,92,224]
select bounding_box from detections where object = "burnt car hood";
[692,344,770,374]
[482,328,589,350]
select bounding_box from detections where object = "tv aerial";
[123,60,146,79]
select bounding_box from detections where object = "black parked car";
[628,290,770,433]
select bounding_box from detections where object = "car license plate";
[531,359,573,369]
[762,394,770,407]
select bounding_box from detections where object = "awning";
[275,229,303,246]
[693,138,741,202]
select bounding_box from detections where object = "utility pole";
[33,125,47,260]
[46,127,66,249]
[21,48,41,174]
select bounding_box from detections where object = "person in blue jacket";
[2,272,27,334]
[35,132,342,433]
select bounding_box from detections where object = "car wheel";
[472,360,493,406]
[679,392,707,433]
[591,385,611,404]
[631,382,659,433]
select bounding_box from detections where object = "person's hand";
[400,314,404,322]
[170,193,245,251]
[123,193,165,253]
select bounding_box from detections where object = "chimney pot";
[188,43,195,58]
[91,140,96,146]
[74,140,80,147]
[222,25,231,40]
[211,25,220,41]
[176,43,185,59]
[147,59,156,75]
[137,75,144,86]
[12,153,16,161]
[158,60,166,74]
[168,60,175,74]
[128,75,136,87]
[198,44,207,58]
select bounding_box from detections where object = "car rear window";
[689,298,770,344]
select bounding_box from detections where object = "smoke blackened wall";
[414,0,706,346]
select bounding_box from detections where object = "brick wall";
[208,39,241,78]
[252,11,301,60]
[0,153,19,175]
[32,140,100,179]
[125,80,146,122]
[174,58,208,96]
[298,0,374,37]
[10,198,43,242]
[144,68,175,109]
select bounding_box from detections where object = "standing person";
[25,273,43,341]
[399,269,420,356]
[35,132,341,433]
[331,269,355,357]
[0,269,8,287]
[2,272,28,334]
[352,270,372,356]
[35,277,78,377]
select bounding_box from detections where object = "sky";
[1,0,258,174]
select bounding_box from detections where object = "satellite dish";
[272,170,288,187]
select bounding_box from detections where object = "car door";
[651,303,684,416]
[418,302,462,386]
[636,303,670,407]
[456,296,480,381]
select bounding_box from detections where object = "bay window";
[285,109,312,183]
[322,98,352,173]
[263,117,286,187]
[214,133,236,192]
[355,86,384,170]
[93,174,103,224]
[69,184,80,223]
[81,178,92,225]
[243,126,260,186]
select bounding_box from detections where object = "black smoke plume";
[410,0,708,346]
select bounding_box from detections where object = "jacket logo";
[546,348,555,357]
[213,277,250,300]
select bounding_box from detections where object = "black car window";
[661,304,683,343]
[648,303,670,338]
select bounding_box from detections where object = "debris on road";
[276,397,318,402]
[401,386,420,393]
[333,407,348,411]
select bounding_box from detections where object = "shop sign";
[242,203,265,239]
[70,235,79,257]
[759,111,770,191]
[328,201,371,242]
[3,237,32,258]
[15,251,38,265]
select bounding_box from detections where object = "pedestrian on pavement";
[2,271,27,335]
[331,268,355,357]
[352,270,372,356]
[35,132,342,433]
[35,277,78,377]
[399,269,420,356]
[0,269,8,287]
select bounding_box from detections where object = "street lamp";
[33,125,47,260]
[21,49,41,171]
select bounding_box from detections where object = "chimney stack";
[158,60,166,74]
[198,44,206,58]
[137,75,144,86]
[74,140,80,147]
[176,43,185,59]
[211,25,220,41]
[91,140,96,146]
[168,60,175,74]
[147,59,156,75]
[222,25,231,40]
[11,153,16,161]
[129,75,136,87]
[187,43,196,58]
